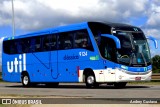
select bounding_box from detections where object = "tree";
[152,55,160,73]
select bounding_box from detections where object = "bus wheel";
[114,82,127,89]
[85,74,99,88]
[22,74,30,87]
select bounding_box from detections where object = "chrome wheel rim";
[23,76,29,85]
[87,76,94,84]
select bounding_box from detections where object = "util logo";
[7,54,26,73]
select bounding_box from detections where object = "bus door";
[99,35,118,82]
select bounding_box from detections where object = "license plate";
[135,77,141,81]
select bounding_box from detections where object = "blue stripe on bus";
[119,64,152,72]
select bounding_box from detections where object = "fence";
[152,73,160,80]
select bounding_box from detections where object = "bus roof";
[3,22,88,41]
[3,21,142,41]
[88,22,142,32]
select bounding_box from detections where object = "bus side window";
[75,31,86,48]
[35,37,41,52]
[10,45,15,54]
[30,38,36,52]
[58,32,73,50]
[26,36,41,52]
[3,41,10,54]
[21,38,31,53]
[16,41,22,54]
[74,30,94,51]
[93,32,101,45]
[10,41,17,54]
[58,34,64,50]
[3,40,16,54]
[50,34,57,50]
[42,35,50,51]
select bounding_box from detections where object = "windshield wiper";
[129,34,135,50]
[140,52,147,66]
[129,53,134,66]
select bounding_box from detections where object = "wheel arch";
[83,68,96,82]
[21,71,29,76]
[21,71,29,81]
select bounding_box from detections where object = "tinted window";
[3,40,17,54]
[99,36,117,62]
[3,36,42,54]
[74,29,94,51]
[3,29,94,54]
[41,34,57,51]
[58,32,73,50]
[50,34,57,50]
[21,38,31,53]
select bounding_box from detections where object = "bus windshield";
[114,31,151,66]
[88,22,151,67]
[92,30,151,67]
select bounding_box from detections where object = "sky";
[0,0,160,58]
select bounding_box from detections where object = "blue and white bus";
[2,22,158,88]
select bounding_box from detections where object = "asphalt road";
[0,83,160,104]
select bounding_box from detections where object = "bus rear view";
[2,22,158,88]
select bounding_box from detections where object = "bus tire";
[114,82,127,89]
[85,73,99,88]
[21,73,31,87]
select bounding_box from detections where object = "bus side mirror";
[146,36,158,49]
[101,34,121,49]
